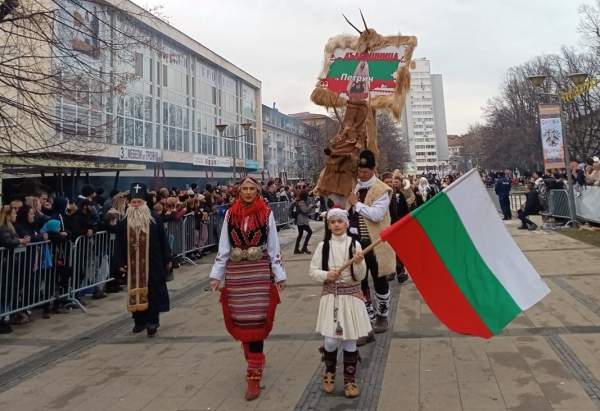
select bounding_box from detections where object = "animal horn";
[342,13,362,34]
[359,9,368,30]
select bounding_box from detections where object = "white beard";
[125,204,154,233]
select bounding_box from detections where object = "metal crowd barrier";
[509,193,525,212]
[544,189,571,220]
[270,201,294,227]
[0,201,294,317]
[0,240,72,317]
[68,231,116,312]
[485,188,524,214]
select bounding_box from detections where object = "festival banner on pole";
[538,104,566,171]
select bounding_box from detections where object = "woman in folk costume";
[209,177,287,401]
[309,208,370,398]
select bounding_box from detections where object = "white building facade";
[14,0,263,188]
[262,105,318,182]
[401,58,449,173]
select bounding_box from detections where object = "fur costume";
[312,19,417,199]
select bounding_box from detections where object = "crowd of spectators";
[0,171,464,335]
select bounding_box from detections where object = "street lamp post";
[527,72,589,226]
[216,122,252,181]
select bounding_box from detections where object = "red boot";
[245,352,265,401]
[241,342,250,360]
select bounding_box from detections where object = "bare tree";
[0,0,164,161]
[376,111,410,172]
[579,0,600,56]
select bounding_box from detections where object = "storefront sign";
[538,105,565,170]
[193,154,232,168]
[245,159,259,170]
[119,146,162,163]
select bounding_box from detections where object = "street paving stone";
[2,219,600,410]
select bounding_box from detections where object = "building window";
[135,53,143,78]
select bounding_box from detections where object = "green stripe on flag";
[327,60,400,80]
[413,193,521,334]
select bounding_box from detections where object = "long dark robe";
[111,218,171,313]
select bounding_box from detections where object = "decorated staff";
[209,177,287,401]
[111,183,171,337]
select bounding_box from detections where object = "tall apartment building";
[401,58,449,173]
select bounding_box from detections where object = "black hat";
[358,150,376,169]
[81,184,95,197]
[129,183,148,201]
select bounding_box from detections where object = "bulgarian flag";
[380,169,550,338]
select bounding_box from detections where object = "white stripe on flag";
[444,170,550,310]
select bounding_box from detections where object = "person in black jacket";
[518,183,541,230]
[495,171,512,220]
[293,190,314,254]
[15,205,47,243]
[15,205,48,318]
[382,173,409,284]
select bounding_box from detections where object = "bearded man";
[112,183,171,337]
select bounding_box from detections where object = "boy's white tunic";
[309,233,372,340]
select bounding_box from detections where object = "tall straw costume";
[311,11,417,199]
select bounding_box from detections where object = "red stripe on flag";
[381,216,493,338]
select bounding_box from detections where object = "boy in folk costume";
[209,177,287,401]
[309,208,370,398]
[111,183,171,337]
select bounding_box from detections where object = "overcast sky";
[138,0,589,134]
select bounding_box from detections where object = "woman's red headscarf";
[227,177,271,231]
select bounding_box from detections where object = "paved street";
[2,218,600,411]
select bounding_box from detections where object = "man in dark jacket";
[383,173,409,284]
[65,199,95,239]
[262,181,278,203]
[293,190,314,254]
[518,183,541,230]
[495,171,512,220]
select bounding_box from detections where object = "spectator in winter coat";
[293,190,314,254]
[383,173,409,284]
[518,183,541,230]
[65,200,95,238]
[101,189,120,216]
[417,177,433,202]
[15,205,47,244]
[570,161,586,186]
[0,206,30,248]
[392,172,414,212]
[25,196,50,231]
[49,197,69,235]
[263,181,278,203]
[585,161,600,186]
[0,206,32,333]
